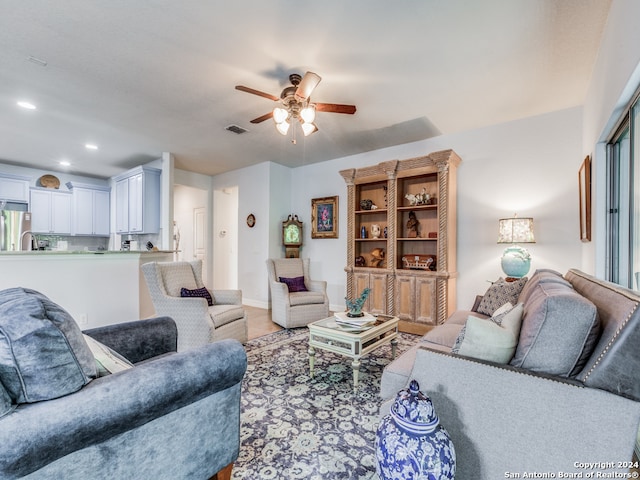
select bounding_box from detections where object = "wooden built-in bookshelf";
[340,150,461,334]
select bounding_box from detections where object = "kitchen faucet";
[19,230,36,251]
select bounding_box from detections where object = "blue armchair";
[0,287,246,480]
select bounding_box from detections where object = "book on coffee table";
[334,311,376,327]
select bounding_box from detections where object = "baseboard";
[244,300,345,315]
[243,299,269,309]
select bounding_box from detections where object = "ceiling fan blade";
[235,85,279,102]
[315,103,357,114]
[294,72,322,101]
[250,112,274,124]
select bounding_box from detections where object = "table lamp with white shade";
[497,214,535,278]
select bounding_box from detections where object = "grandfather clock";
[282,214,303,258]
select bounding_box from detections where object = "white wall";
[582,0,640,277]
[212,161,273,307]
[289,107,583,311]
[268,163,293,260]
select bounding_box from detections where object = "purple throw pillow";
[180,287,214,306]
[279,276,308,293]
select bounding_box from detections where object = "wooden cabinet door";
[353,271,387,314]
[353,271,371,310]
[394,274,415,322]
[368,272,388,314]
[415,276,437,325]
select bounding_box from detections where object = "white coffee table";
[307,314,399,390]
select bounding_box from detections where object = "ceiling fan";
[235,72,357,138]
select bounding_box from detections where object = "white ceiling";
[0,0,611,179]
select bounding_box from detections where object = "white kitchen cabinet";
[0,174,30,203]
[115,178,129,233]
[113,166,161,234]
[70,184,110,236]
[30,188,72,234]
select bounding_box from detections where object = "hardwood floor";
[244,306,282,340]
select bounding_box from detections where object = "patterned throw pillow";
[476,277,528,316]
[279,276,308,292]
[451,324,468,354]
[180,287,214,306]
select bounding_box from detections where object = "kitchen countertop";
[0,250,177,255]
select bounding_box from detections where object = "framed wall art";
[311,196,338,239]
[579,155,591,242]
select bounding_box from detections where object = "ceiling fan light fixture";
[273,107,289,124]
[300,105,316,123]
[236,71,355,141]
[294,72,321,102]
[276,120,290,136]
[301,122,318,137]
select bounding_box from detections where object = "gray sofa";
[380,269,640,479]
[0,287,247,479]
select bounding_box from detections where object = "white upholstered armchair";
[141,260,247,351]
[266,258,330,329]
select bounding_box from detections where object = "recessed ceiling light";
[17,101,36,110]
[85,143,98,150]
[59,160,71,167]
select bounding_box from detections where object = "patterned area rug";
[232,328,418,480]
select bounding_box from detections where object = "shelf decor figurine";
[360,199,374,210]
[407,211,420,238]
[376,380,456,479]
[371,247,385,267]
[405,188,433,206]
[345,287,371,318]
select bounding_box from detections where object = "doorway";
[213,186,238,289]
[174,184,209,284]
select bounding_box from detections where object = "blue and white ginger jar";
[376,380,456,479]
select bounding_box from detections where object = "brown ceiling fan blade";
[250,112,274,124]
[235,85,279,102]
[294,72,322,101]
[315,103,357,114]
